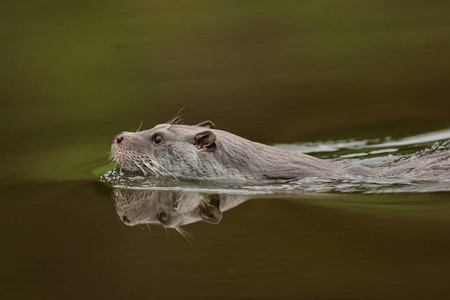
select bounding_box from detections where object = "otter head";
[110,121,218,179]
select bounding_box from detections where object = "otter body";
[110,121,361,184]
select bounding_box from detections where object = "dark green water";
[1,1,450,299]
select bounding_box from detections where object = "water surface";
[1,0,450,299]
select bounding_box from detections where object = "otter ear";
[197,120,215,129]
[199,197,222,225]
[194,131,216,151]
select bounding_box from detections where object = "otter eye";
[153,134,163,145]
[158,211,169,223]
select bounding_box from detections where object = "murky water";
[2,0,450,299]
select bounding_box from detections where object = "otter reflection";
[114,189,250,228]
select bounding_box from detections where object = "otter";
[110,120,377,184]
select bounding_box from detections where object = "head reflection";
[113,188,250,228]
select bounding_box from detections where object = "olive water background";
[1,1,450,299]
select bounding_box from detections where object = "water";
[2,0,450,299]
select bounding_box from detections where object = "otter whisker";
[166,115,177,125]
[109,152,116,163]
[136,120,144,132]
[169,146,187,164]
[141,158,164,177]
[152,160,178,181]
[174,226,193,245]
[133,161,148,176]
[173,195,183,211]
[166,108,184,126]
[141,161,157,175]
[168,115,182,126]
[173,116,183,125]
[159,166,178,181]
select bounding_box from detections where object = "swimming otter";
[110,121,371,184]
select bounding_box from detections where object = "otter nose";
[114,134,124,144]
